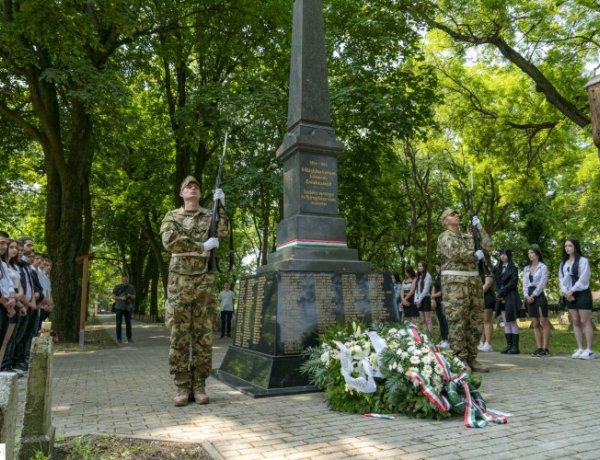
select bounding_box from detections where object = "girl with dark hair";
[494,248,522,354]
[0,240,26,369]
[523,248,550,357]
[400,266,419,321]
[415,261,433,337]
[431,263,450,349]
[559,239,594,359]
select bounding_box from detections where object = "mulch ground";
[52,434,213,459]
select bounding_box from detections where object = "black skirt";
[562,289,593,310]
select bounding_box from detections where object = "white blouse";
[558,257,591,294]
[414,272,432,303]
[522,262,549,298]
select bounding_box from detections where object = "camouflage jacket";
[160,206,229,275]
[436,227,493,272]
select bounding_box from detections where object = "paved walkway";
[44,316,599,459]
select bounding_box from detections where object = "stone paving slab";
[35,316,600,459]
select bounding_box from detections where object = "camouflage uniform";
[436,217,493,365]
[160,194,228,399]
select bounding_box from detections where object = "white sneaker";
[579,349,595,360]
[477,342,485,351]
[481,343,493,352]
[571,349,584,359]
[439,340,450,350]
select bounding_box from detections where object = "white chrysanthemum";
[369,353,378,366]
[320,351,330,365]
[434,364,444,375]
[389,361,397,370]
[420,354,432,365]
[410,355,421,365]
[401,351,410,359]
[412,348,422,356]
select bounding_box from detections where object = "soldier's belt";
[441,270,479,277]
[172,252,205,257]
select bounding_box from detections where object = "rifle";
[469,165,492,276]
[207,132,228,273]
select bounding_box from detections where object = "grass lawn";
[426,311,600,356]
[488,316,600,355]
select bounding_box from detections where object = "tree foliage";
[1,0,598,341]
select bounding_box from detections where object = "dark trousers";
[115,309,132,341]
[435,302,449,341]
[12,309,38,371]
[220,311,233,336]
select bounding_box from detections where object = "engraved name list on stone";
[233,279,249,346]
[241,277,257,348]
[252,275,266,344]
[341,274,363,321]
[281,274,304,355]
[368,273,387,319]
[314,273,337,332]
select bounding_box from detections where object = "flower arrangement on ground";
[301,322,507,428]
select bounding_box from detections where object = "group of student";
[394,237,595,360]
[0,232,54,377]
[394,261,450,350]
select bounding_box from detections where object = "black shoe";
[543,348,550,356]
[127,339,134,344]
[531,348,543,357]
[500,333,512,354]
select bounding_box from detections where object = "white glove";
[471,215,482,230]
[213,188,225,206]
[474,250,484,260]
[203,237,219,251]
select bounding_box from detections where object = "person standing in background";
[431,263,450,350]
[478,267,496,353]
[559,239,594,360]
[112,275,136,344]
[218,282,234,338]
[415,261,433,338]
[494,249,522,355]
[400,266,419,323]
[524,248,550,357]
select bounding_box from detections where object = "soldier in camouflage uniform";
[160,176,228,406]
[436,209,493,373]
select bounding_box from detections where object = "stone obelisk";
[215,0,398,397]
[262,0,369,273]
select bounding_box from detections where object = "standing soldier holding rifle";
[436,206,493,374]
[160,139,229,407]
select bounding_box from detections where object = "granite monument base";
[215,270,399,397]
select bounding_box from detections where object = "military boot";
[173,373,191,407]
[193,379,209,405]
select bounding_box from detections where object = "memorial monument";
[215,0,398,396]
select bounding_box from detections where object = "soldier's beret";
[180,175,200,191]
[440,208,459,222]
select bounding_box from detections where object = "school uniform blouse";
[414,272,432,304]
[522,262,549,298]
[558,257,591,294]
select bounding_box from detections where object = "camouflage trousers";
[165,272,216,386]
[442,275,483,363]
